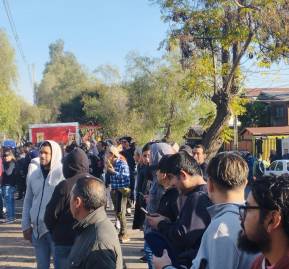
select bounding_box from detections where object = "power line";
[2,0,33,86]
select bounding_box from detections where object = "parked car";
[263,159,289,177]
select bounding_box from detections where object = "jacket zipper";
[36,173,47,239]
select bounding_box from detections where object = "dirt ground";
[0,199,147,269]
[0,200,37,269]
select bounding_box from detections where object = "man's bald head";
[71,176,106,211]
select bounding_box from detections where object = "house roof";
[241,126,289,136]
[246,88,289,99]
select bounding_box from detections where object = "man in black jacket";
[147,151,212,268]
[68,176,123,269]
[44,147,90,269]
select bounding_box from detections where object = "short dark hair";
[252,176,289,237]
[157,155,171,173]
[193,144,206,153]
[142,143,151,153]
[40,141,52,150]
[72,176,107,211]
[207,152,248,190]
[24,142,33,148]
[166,151,202,177]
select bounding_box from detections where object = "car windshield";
[268,161,277,170]
[276,162,284,171]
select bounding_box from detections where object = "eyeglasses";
[239,205,261,220]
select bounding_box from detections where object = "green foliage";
[152,0,289,158]
[82,84,129,138]
[0,29,19,137]
[124,52,198,144]
[35,39,92,120]
[239,101,270,128]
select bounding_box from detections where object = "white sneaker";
[115,219,121,230]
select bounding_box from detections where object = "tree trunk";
[202,92,231,160]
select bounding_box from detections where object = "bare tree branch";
[233,0,261,11]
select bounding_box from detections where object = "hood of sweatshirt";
[40,140,63,171]
[150,142,175,168]
[63,147,90,178]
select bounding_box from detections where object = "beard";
[237,228,271,254]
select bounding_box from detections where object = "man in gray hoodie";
[153,152,258,269]
[22,140,64,269]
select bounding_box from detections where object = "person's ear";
[74,197,82,209]
[266,211,282,233]
[207,178,214,193]
[179,170,187,180]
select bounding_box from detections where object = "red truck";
[29,122,80,145]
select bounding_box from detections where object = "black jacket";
[157,184,212,268]
[67,207,123,269]
[1,160,18,187]
[44,148,90,245]
[132,164,152,229]
[157,187,179,222]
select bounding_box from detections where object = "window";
[276,162,283,171]
[268,161,277,171]
[276,106,284,119]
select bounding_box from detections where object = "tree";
[153,0,289,159]
[125,52,200,144]
[58,90,99,124]
[0,29,20,137]
[82,84,129,137]
[35,39,91,120]
[239,101,270,128]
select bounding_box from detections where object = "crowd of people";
[0,137,289,269]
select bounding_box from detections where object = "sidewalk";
[117,212,147,269]
[0,199,147,269]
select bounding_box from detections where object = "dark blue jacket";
[157,184,212,268]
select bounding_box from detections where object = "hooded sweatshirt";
[22,140,64,239]
[147,142,175,214]
[44,147,90,245]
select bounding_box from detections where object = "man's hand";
[23,227,33,243]
[146,214,167,229]
[153,249,172,269]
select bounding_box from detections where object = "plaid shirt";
[110,159,130,190]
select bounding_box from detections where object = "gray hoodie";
[21,140,64,239]
[147,142,175,214]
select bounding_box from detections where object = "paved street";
[0,199,147,269]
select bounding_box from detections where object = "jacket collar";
[207,203,242,219]
[73,206,107,234]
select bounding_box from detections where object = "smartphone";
[140,207,150,215]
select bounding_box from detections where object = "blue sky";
[0,1,289,103]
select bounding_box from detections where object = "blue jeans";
[2,185,15,221]
[32,233,55,269]
[54,245,71,269]
[144,240,155,269]
[0,187,4,217]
